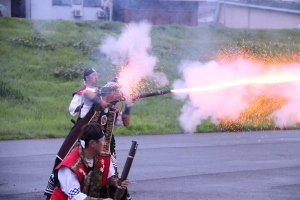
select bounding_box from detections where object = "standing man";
[50,123,129,200]
[101,0,112,21]
[45,68,109,198]
[94,78,134,160]
[69,68,110,119]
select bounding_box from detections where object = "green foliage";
[54,62,85,79]
[0,17,300,140]
[196,119,220,133]
[61,40,93,55]
[7,36,55,50]
[74,20,123,33]
[0,80,25,100]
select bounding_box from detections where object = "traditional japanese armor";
[51,147,111,200]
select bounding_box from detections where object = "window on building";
[52,0,72,6]
[83,0,101,7]
[72,0,83,5]
[53,0,101,7]
[11,0,26,17]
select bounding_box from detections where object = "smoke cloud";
[99,21,300,133]
[173,59,300,133]
[100,21,168,96]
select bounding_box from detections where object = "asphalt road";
[0,130,299,200]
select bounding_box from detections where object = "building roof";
[219,0,300,14]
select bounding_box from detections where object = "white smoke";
[147,72,169,87]
[173,59,300,133]
[270,64,300,127]
[100,21,168,96]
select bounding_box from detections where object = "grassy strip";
[0,17,300,140]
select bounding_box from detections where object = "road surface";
[0,130,299,200]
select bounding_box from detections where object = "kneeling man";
[50,123,129,200]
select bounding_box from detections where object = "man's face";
[105,90,123,102]
[85,72,98,86]
[91,137,105,154]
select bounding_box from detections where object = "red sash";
[73,86,86,96]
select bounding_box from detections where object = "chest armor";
[88,105,119,154]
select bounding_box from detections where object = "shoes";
[126,193,132,200]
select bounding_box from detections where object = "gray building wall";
[29,0,109,21]
[0,0,111,21]
[215,2,300,29]
[0,0,11,17]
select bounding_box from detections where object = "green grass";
[0,17,300,140]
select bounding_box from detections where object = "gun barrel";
[109,89,172,104]
[136,89,171,99]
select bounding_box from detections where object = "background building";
[214,0,300,29]
[0,0,207,26]
[0,0,112,21]
[0,0,300,28]
[112,0,199,26]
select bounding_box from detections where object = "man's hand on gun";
[120,179,130,189]
[100,101,110,110]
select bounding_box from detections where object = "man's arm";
[122,101,134,126]
[83,90,110,109]
[121,94,138,126]
[58,166,88,200]
[58,167,112,200]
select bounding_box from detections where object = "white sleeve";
[108,160,116,178]
[58,166,87,200]
[69,94,82,116]
[114,112,124,126]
